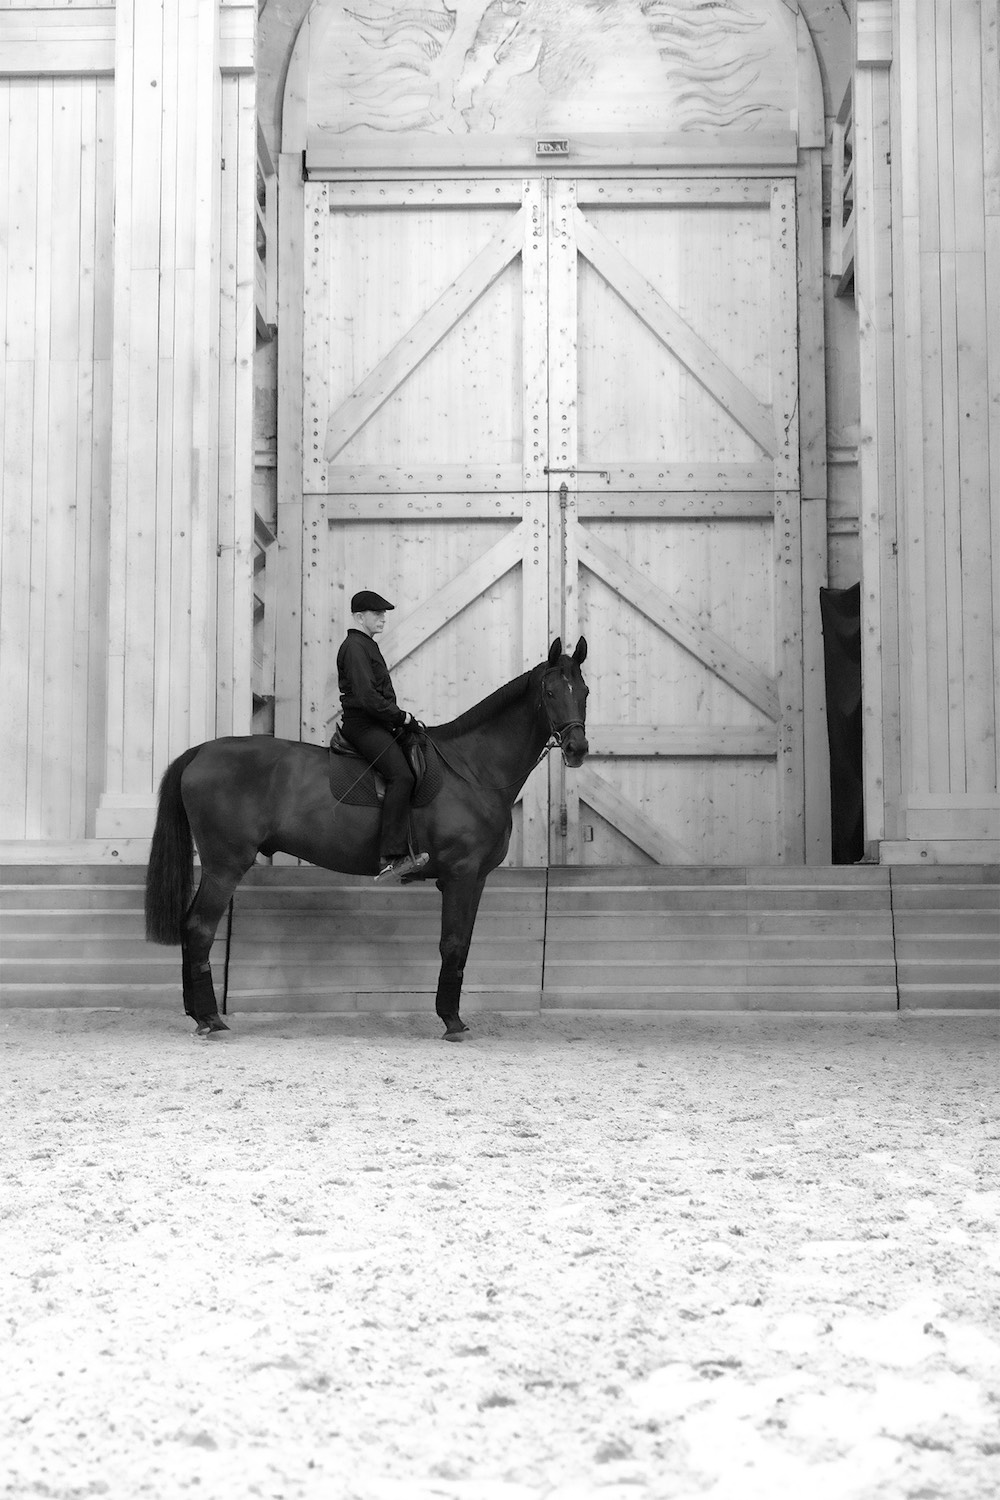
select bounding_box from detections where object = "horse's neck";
[453,681,546,796]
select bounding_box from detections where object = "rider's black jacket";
[336,629,406,731]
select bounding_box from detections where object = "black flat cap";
[351,589,394,612]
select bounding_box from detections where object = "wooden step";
[543,867,898,1013]
[891,866,999,1010]
[2,862,996,1014]
[223,867,546,1008]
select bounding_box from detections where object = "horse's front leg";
[435,869,488,1041]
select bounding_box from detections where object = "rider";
[336,590,430,883]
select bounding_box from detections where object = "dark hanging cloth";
[820,583,865,864]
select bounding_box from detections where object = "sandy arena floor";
[2,1007,999,1500]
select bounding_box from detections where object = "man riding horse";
[335,589,430,883]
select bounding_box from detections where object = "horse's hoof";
[443,1020,469,1042]
[194,1016,229,1038]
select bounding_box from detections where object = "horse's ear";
[548,638,563,665]
[573,636,588,666]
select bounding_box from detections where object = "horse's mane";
[428,666,540,741]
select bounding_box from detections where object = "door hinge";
[558,804,568,837]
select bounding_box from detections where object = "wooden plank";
[797,151,827,501]
[573,208,776,457]
[983,0,1000,217]
[950,0,986,253]
[274,150,305,750]
[320,468,523,499]
[796,11,826,149]
[70,77,99,837]
[0,361,34,840]
[915,0,940,255]
[907,806,1000,841]
[230,70,258,737]
[154,0,179,780]
[383,523,528,669]
[521,177,549,864]
[187,0,224,754]
[215,73,240,737]
[0,79,17,834]
[547,178,581,863]
[0,8,114,31]
[302,181,328,492]
[954,251,995,793]
[88,76,115,827]
[565,462,774,493]
[575,178,772,207]
[574,765,696,865]
[305,130,799,175]
[576,491,774,518]
[854,65,896,842]
[42,79,84,836]
[25,79,53,836]
[769,180,804,861]
[934,0,957,256]
[325,180,525,208]
[939,250,966,789]
[587,726,777,757]
[802,493,831,861]
[323,209,524,461]
[988,216,1000,796]
[0,40,115,75]
[219,2,254,74]
[576,524,780,721]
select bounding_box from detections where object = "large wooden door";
[550,178,802,866]
[300,175,802,866]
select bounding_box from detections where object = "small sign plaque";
[535,139,569,156]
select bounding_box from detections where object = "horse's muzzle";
[561,727,589,767]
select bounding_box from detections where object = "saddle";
[328,727,443,809]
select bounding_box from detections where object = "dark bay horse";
[145,637,589,1040]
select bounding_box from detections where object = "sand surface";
[3,1008,999,1499]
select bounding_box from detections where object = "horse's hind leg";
[181,865,248,1036]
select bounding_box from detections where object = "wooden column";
[96,1,254,838]
[857,0,999,861]
[853,0,901,854]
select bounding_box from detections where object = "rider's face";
[357,610,386,637]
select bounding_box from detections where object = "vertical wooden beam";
[547,178,579,865]
[797,147,831,861]
[273,151,305,746]
[0,81,37,838]
[273,12,309,753]
[770,177,804,863]
[853,7,900,852]
[520,176,550,866]
[229,69,258,738]
[26,79,54,836]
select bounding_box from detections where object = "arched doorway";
[276,0,826,867]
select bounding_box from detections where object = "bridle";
[538,664,587,762]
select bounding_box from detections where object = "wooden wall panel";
[861,0,999,857]
[0,73,114,840]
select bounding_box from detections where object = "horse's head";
[542,637,590,768]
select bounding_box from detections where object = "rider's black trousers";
[340,710,415,861]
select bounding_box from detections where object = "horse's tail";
[144,746,201,945]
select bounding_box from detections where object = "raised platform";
[2,864,996,1014]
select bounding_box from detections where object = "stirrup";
[374,852,429,884]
